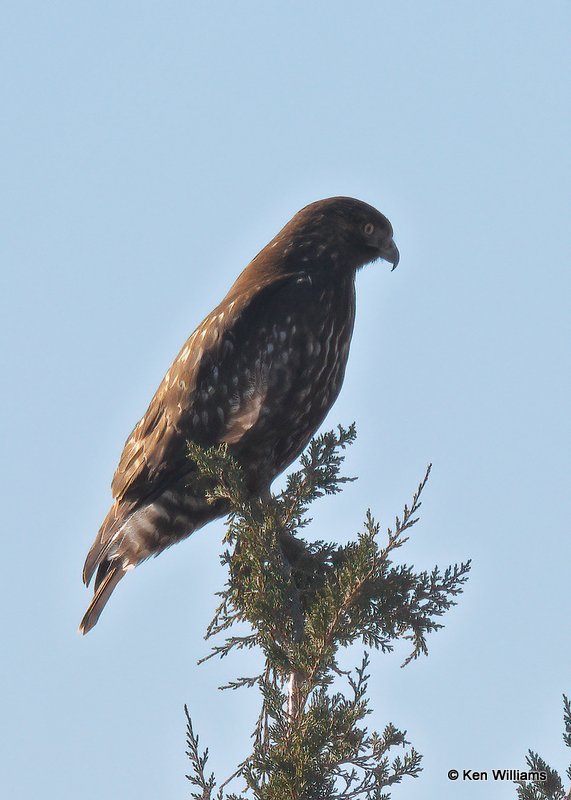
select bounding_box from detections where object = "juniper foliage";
[516,695,571,800]
[185,425,470,800]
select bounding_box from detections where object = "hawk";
[80,197,399,633]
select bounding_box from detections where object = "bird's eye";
[363,222,375,236]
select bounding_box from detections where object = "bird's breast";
[231,277,356,485]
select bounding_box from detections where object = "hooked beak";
[381,239,399,271]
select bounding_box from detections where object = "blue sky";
[1,2,570,798]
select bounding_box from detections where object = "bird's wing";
[109,272,308,505]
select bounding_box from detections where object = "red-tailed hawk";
[80,197,399,633]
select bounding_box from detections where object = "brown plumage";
[80,196,399,633]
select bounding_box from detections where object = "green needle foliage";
[185,425,471,800]
[516,695,571,800]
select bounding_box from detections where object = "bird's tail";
[79,560,128,635]
[82,502,126,587]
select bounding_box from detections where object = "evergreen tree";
[184,425,470,799]
[516,695,571,800]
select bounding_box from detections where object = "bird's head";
[276,196,399,274]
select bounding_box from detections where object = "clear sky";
[1,2,570,798]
